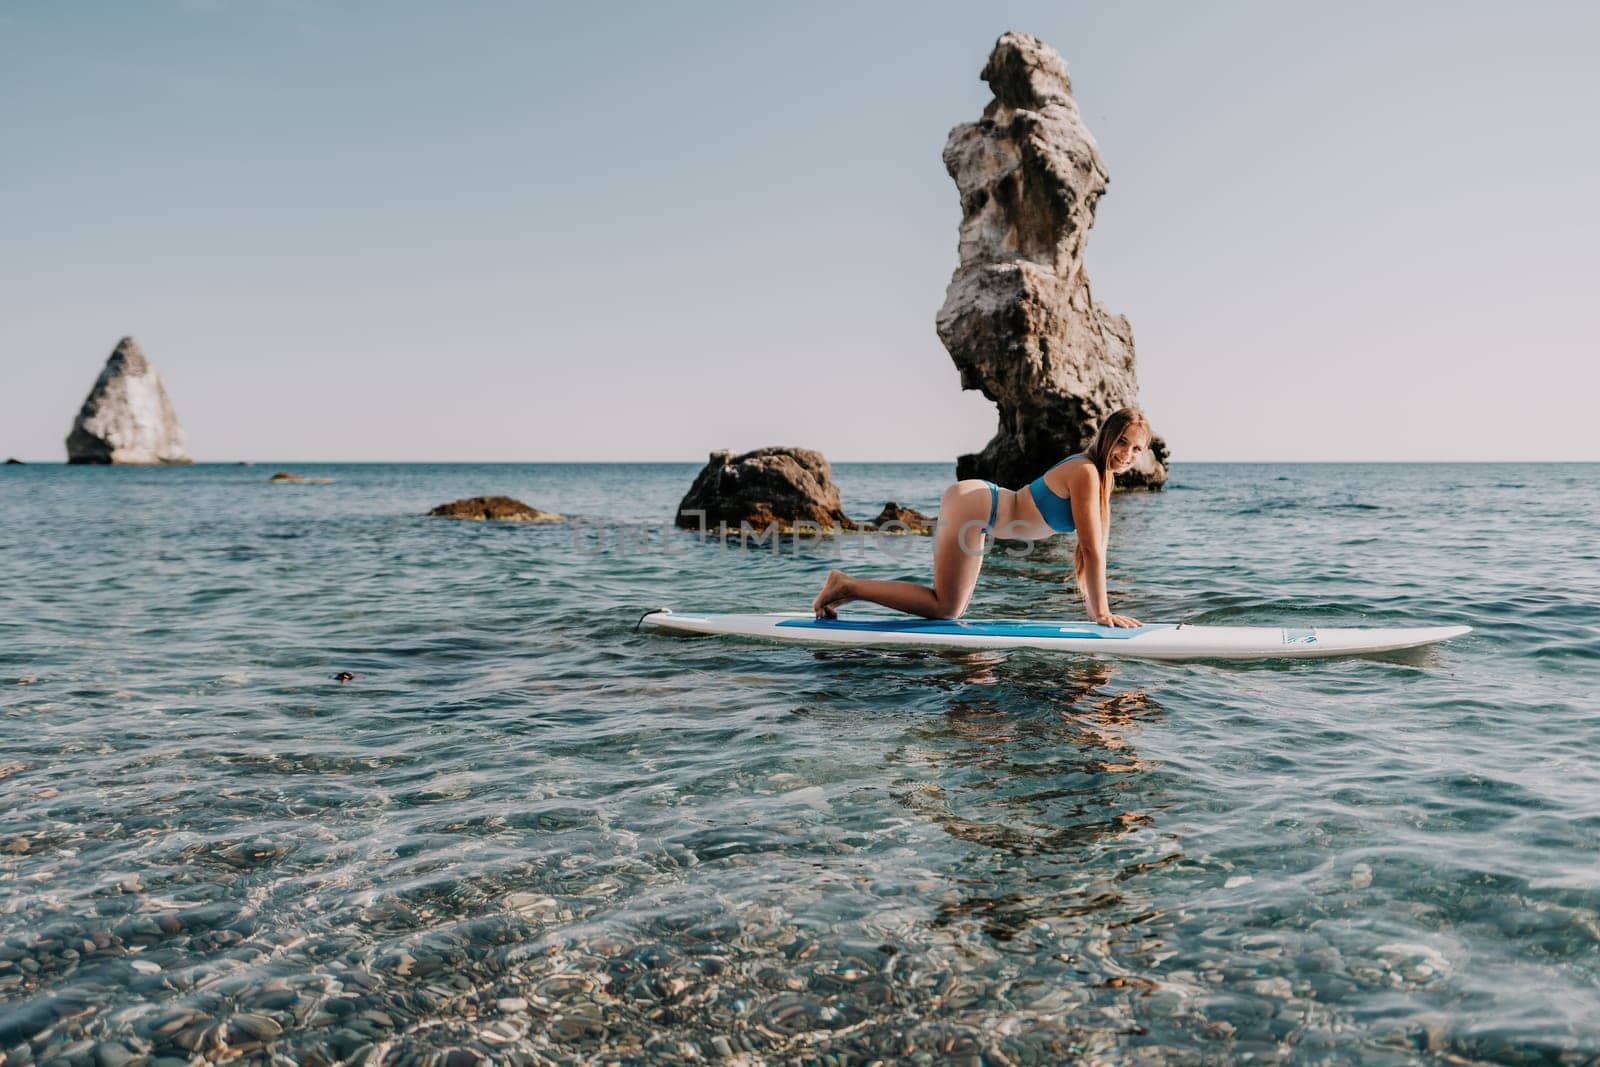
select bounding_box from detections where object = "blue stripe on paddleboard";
[775,618,1158,640]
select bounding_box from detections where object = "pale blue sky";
[2,1,1596,462]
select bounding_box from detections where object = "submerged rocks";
[66,337,193,465]
[428,496,563,522]
[937,32,1168,490]
[676,448,856,534]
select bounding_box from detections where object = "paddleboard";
[638,610,1470,661]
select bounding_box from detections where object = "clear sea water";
[1,462,1597,1065]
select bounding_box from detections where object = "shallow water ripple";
[2,462,1598,1064]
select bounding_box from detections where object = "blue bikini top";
[1027,455,1080,534]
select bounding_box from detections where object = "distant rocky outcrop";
[270,471,334,485]
[4,458,22,465]
[676,448,857,534]
[864,502,935,534]
[66,337,193,465]
[428,496,562,522]
[937,32,1168,490]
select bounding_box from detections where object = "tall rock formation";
[66,337,193,465]
[937,32,1168,490]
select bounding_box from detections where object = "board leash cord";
[634,607,672,632]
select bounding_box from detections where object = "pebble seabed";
[8,683,1593,1067]
[0,813,1511,1067]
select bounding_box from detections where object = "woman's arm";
[1066,464,1140,627]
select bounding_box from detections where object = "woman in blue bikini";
[811,407,1151,627]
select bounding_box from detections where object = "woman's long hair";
[1073,407,1151,593]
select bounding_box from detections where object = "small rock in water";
[334,672,358,684]
[674,448,858,533]
[495,997,528,1014]
[863,502,935,535]
[428,496,562,522]
[1350,863,1373,889]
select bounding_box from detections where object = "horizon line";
[6,459,1599,466]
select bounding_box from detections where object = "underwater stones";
[937,33,1167,489]
[676,448,856,534]
[66,337,194,465]
[750,993,853,1039]
[91,1041,138,1067]
[546,1006,604,1043]
[504,893,561,919]
[225,1011,284,1045]
[1373,941,1453,983]
[427,496,563,522]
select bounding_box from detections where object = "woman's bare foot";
[812,570,854,619]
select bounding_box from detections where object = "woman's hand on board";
[1095,612,1142,628]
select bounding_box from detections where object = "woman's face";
[1107,431,1149,473]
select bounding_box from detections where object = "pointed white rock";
[67,337,193,465]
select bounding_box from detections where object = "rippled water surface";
[2,462,1598,1065]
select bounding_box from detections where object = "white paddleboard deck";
[639,610,1470,661]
